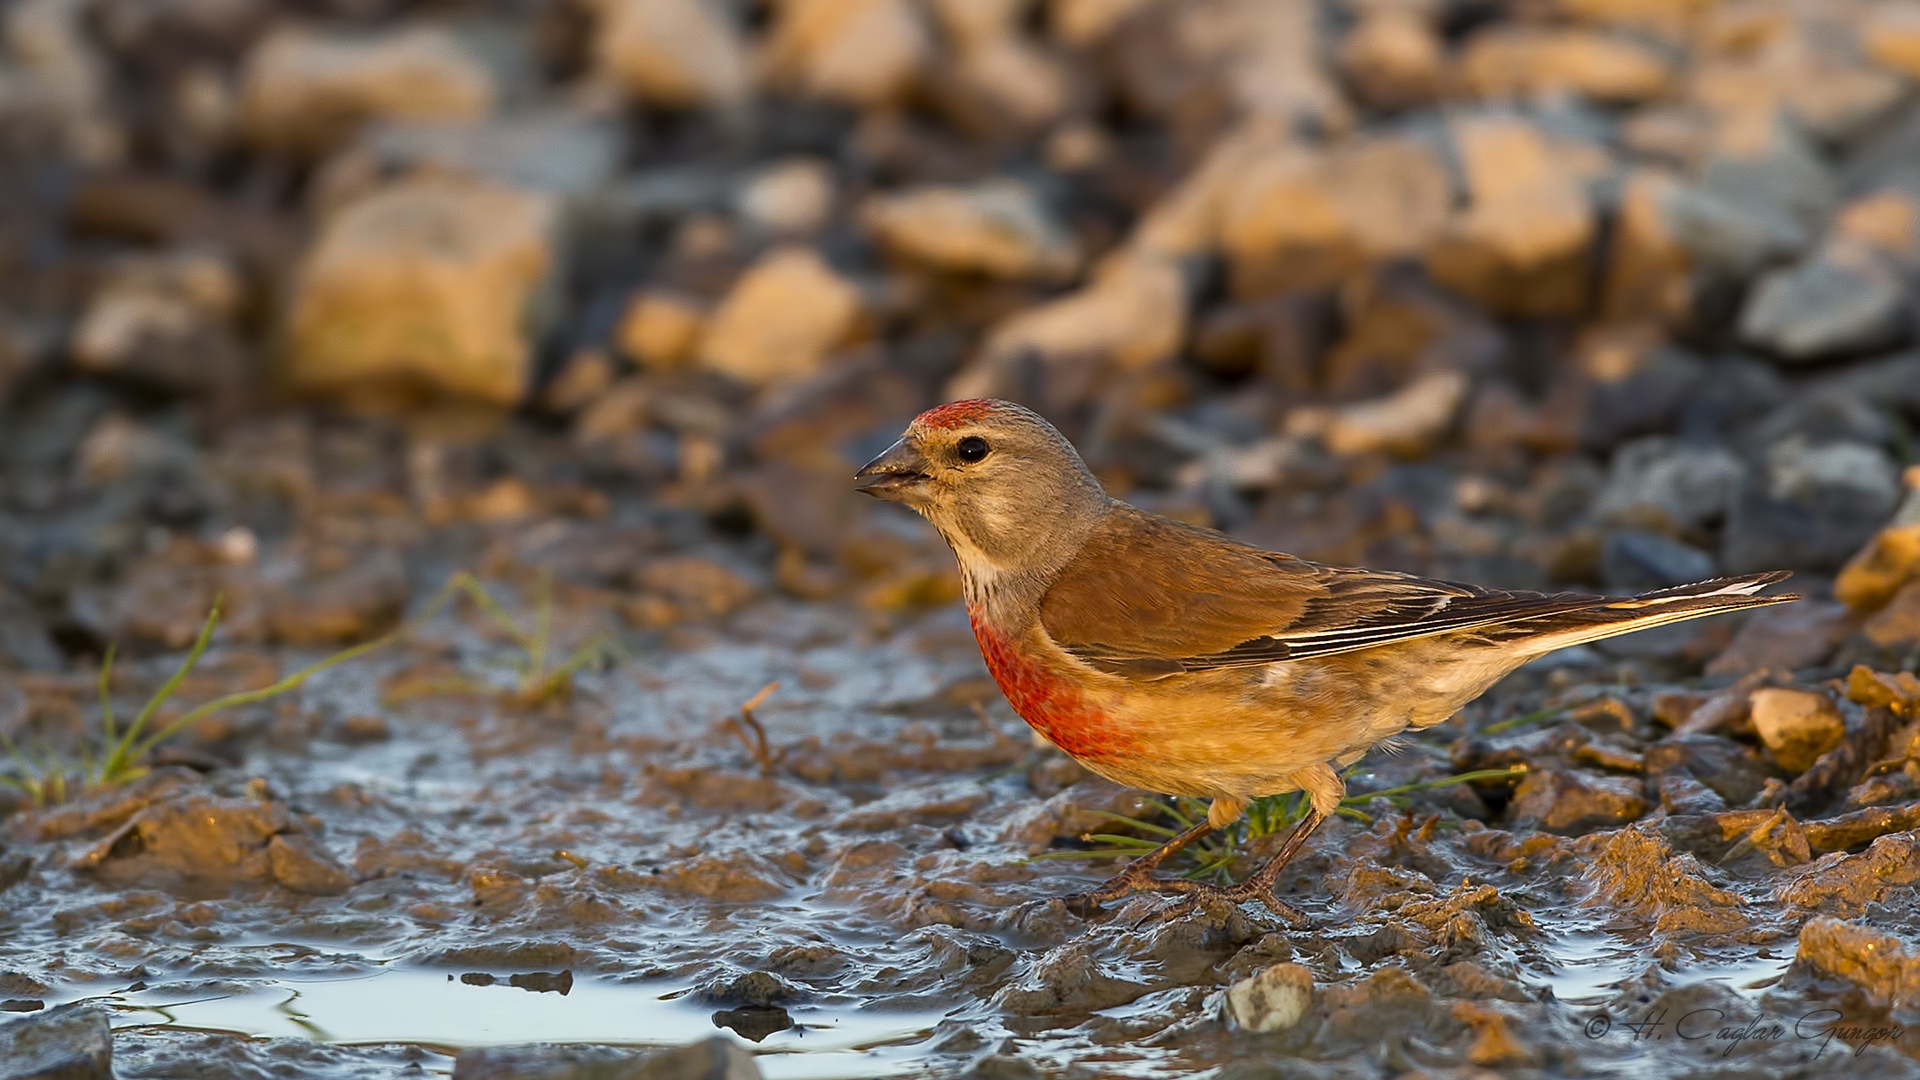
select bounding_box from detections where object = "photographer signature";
[1584,1007,1904,1058]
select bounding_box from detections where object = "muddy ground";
[7,0,1920,1075]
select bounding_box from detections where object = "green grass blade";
[1483,705,1564,735]
[106,601,222,778]
[123,632,396,767]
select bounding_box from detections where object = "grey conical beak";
[854,437,932,502]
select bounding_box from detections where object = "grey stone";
[360,111,624,200]
[1592,437,1746,531]
[1662,120,1834,277]
[1738,247,1908,362]
[1601,529,1717,592]
[0,1004,111,1080]
[1724,438,1902,573]
[453,1037,761,1080]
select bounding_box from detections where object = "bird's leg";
[1062,796,1245,915]
[1140,765,1343,925]
[1063,818,1215,915]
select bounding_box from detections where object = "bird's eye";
[955,436,990,463]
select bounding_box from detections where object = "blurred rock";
[1835,472,1920,611]
[1835,189,1920,261]
[0,1004,111,1080]
[1221,136,1452,296]
[1426,116,1598,318]
[69,248,245,394]
[697,246,862,387]
[945,32,1072,134]
[1285,369,1469,458]
[864,180,1078,281]
[1462,26,1673,103]
[589,0,751,109]
[1600,530,1716,591]
[352,111,623,202]
[287,175,560,406]
[1748,688,1845,773]
[1661,114,1833,278]
[1592,437,1745,532]
[762,0,930,108]
[1223,963,1314,1033]
[268,833,355,896]
[953,251,1185,405]
[1864,579,1920,648]
[615,290,705,371]
[1738,241,1909,362]
[1602,169,1694,323]
[737,158,835,235]
[1725,439,1903,574]
[241,24,497,155]
[1865,2,1920,84]
[1706,600,1855,675]
[1337,7,1444,110]
[0,0,126,164]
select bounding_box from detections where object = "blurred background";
[7,1,1920,1073]
[2,0,1919,668]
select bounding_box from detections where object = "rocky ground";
[5,0,1920,1076]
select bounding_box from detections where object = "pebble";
[1747,688,1846,774]
[1223,962,1314,1033]
[697,246,862,388]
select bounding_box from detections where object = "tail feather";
[1492,571,1797,656]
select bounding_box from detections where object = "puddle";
[82,970,947,1079]
[1540,931,1799,1005]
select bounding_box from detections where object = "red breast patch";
[970,614,1139,763]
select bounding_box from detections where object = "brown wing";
[1039,505,1620,678]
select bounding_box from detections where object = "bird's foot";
[1064,872,1310,926]
[1144,879,1311,928]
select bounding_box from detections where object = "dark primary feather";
[1039,505,1792,678]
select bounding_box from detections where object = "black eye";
[955,436,990,463]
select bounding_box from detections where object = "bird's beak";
[854,437,932,503]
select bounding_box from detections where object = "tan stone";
[1221,136,1452,296]
[1426,117,1597,318]
[1285,368,1469,457]
[1865,2,1920,79]
[1749,688,1846,773]
[590,0,751,109]
[697,246,862,387]
[1602,169,1693,322]
[1865,579,1920,647]
[287,176,557,405]
[738,157,836,235]
[240,25,494,154]
[1463,26,1673,103]
[1049,0,1164,46]
[951,250,1186,399]
[1836,190,1919,259]
[864,180,1080,281]
[950,34,1073,130]
[1559,0,1718,38]
[1836,475,1920,610]
[1338,7,1446,110]
[762,0,930,107]
[615,290,705,370]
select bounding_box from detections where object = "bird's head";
[854,399,1108,574]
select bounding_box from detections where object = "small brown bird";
[855,399,1795,919]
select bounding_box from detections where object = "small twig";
[723,682,782,777]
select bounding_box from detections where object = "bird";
[852,397,1797,921]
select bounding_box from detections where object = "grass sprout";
[1,599,394,808]
[385,569,622,707]
[1030,765,1529,882]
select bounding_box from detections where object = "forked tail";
[1492,571,1797,656]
